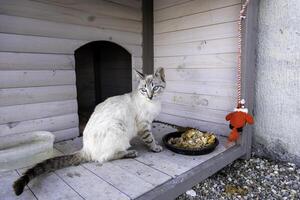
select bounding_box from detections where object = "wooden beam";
[240,0,259,159]
[142,0,154,74]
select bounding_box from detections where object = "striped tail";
[13,152,86,196]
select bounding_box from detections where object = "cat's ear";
[134,69,145,80]
[154,67,165,82]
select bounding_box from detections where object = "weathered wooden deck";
[0,124,244,200]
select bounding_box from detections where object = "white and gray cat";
[13,67,166,196]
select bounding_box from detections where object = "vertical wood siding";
[154,0,241,135]
[0,0,142,141]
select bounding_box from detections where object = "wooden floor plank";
[112,159,172,186]
[54,137,83,154]
[0,170,37,200]
[83,162,155,199]
[17,159,83,200]
[56,165,130,200]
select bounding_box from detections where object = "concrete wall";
[254,0,300,165]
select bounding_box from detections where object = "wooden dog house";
[0,0,258,199]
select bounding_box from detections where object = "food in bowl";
[167,129,216,149]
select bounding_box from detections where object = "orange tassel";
[228,128,240,142]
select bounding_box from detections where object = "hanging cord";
[237,0,250,106]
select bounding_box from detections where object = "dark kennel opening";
[75,41,132,134]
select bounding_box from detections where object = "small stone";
[186,189,197,197]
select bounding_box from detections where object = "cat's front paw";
[150,145,163,153]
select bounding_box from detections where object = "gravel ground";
[176,156,300,200]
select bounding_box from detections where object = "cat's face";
[135,67,166,101]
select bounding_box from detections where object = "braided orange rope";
[237,0,250,106]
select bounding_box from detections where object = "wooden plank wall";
[154,0,241,136]
[0,0,142,141]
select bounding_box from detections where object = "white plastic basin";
[0,131,55,171]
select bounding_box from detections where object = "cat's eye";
[141,88,147,92]
[153,86,160,91]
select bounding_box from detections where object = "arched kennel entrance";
[75,41,132,133]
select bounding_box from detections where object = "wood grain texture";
[154,37,238,57]
[33,0,141,21]
[0,0,141,33]
[162,92,236,111]
[153,0,240,131]
[0,170,37,200]
[166,80,235,97]
[161,102,229,124]
[154,0,190,10]
[154,0,240,22]
[0,33,142,56]
[164,68,236,83]
[154,21,238,45]
[0,114,79,137]
[154,53,237,69]
[25,172,83,200]
[112,159,171,186]
[52,127,80,142]
[105,0,141,8]
[0,70,75,88]
[0,100,77,124]
[0,85,76,106]
[0,52,74,70]
[156,113,229,136]
[0,14,142,45]
[154,4,240,33]
[84,162,155,199]
[56,165,130,200]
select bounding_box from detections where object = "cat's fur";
[13,67,166,196]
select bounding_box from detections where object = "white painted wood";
[34,0,141,21]
[154,37,238,57]
[56,165,130,200]
[0,70,75,88]
[154,53,237,69]
[0,15,142,46]
[53,127,80,142]
[156,113,229,136]
[154,21,238,45]
[166,80,235,97]
[0,100,77,125]
[164,68,236,83]
[155,0,240,22]
[26,172,83,200]
[83,162,154,199]
[106,0,141,9]
[0,33,142,56]
[0,170,37,200]
[162,91,236,111]
[154,5,240,33]
[0,0,141,33]
[161,102,228,124]
[54,137,83,154]
[0,33,85,54]
[0,52,74,70]
[0,114,79,137]
[112,159,171,186]
[132,56,143,69]
[154,0,190,10]
[0,85,76,106]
